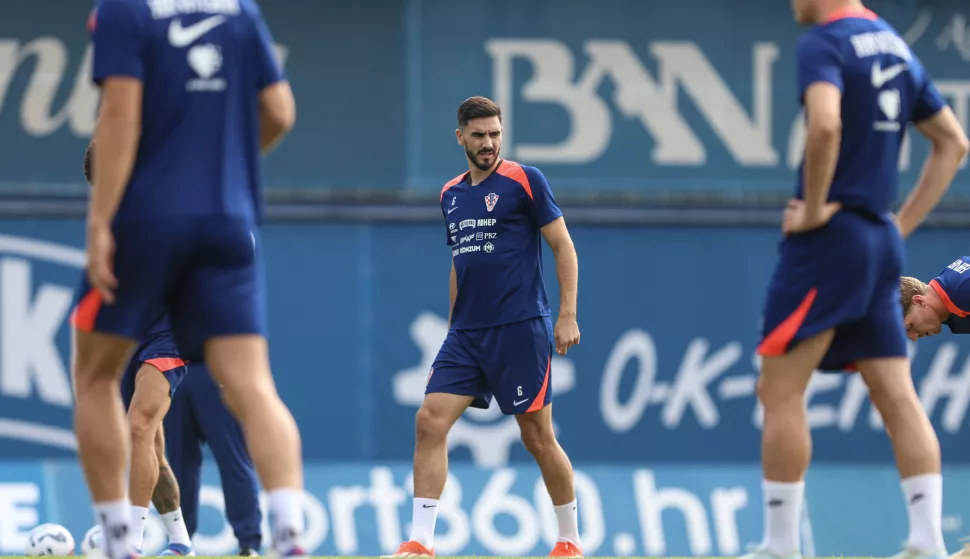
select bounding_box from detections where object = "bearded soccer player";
[386,96,582,558]
[748,1,969,559]
[74,2,304,558]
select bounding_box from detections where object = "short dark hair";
[83,141,94,185]
[457,96,502,128]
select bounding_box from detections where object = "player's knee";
[128,405,161,445]
[219,380,275,421]
[518,418,556,458]
[756,373,803,411]
[866,380,919,420]
[414,406,451,443]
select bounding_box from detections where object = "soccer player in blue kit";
[71,2,305,559]
[387,97,583,559]
[900,260,970,341]
[747,1,970,559]
[900,262,970,559]
[164,362,263,557]
[82,142,196,557]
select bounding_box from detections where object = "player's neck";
[928,292,950,319]
[819,0,867,23]
[467,158,501,186]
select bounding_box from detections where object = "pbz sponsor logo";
[0,234,83,454]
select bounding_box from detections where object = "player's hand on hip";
[86,221,119,304]
[554,313,580,355]
[782,198,841,235]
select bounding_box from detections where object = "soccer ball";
[25,523,75,556]
[80,526,103,554]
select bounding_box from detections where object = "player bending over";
[82,142,195,556]
[73,2,303,559]
[900,261,970,559]
[900,259,970,341]
[386,96,582,558]
[749,1,969,559]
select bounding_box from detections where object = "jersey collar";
[824,7,878,24]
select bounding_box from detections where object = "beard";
[466,145,499,170]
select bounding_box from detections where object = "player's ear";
[913,294,925,307]
[455,128,463,145]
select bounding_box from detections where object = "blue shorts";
[428,316,553,415]
[120,329,188,409]
[758,209,907,371]
[71,218,265,361]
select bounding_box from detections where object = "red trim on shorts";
[757,288,818,356]
[144,357,186,373]
[70,288,102,332]
[526,356,551,413]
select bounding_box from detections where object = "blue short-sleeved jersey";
[89,0,285,225]
[929,257,970,334]
[440,160,563,330]
[794,8,947,216]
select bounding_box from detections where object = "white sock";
[129,505,149,551]
[94,500,132,559]
[268,488,305,553]
[409,498,439,549]
[902,474,945,552]
[162,509,193,547]
[761,480,804,556]
[554,500,580,546]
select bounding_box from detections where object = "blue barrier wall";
[1,461,969,556]
[0,0,969,198]
[2,219,970,465]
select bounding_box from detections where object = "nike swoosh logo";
[168,15,227,48]
[513,398,529,406]
[447,207,458,214]
[871,62,908,88]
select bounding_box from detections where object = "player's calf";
[857,357,945,555]
[152,428,195,556]
[516,405,582,557]
[383,393,472,558]
[127,364,173,551]
[753,329,833,558]
[73,329,138,559]
[205,335,306,556]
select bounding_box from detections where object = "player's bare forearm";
[448,261,457,327]
[90,78,142,225]
[553,242,579,317]
[150,461,180,514]
[898,107,970,237]
[801,123,841,215]
[259,82,296,154]
[541,217,578,316]
[897,149,964,237]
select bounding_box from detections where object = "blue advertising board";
[1,218,970,466]
[0,461,968,557]
[0,0,969,198]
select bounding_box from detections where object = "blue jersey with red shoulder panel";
[440,160,562,330]
[89,0,285,225]
[794,8,946,216]
[930,257,970,334]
